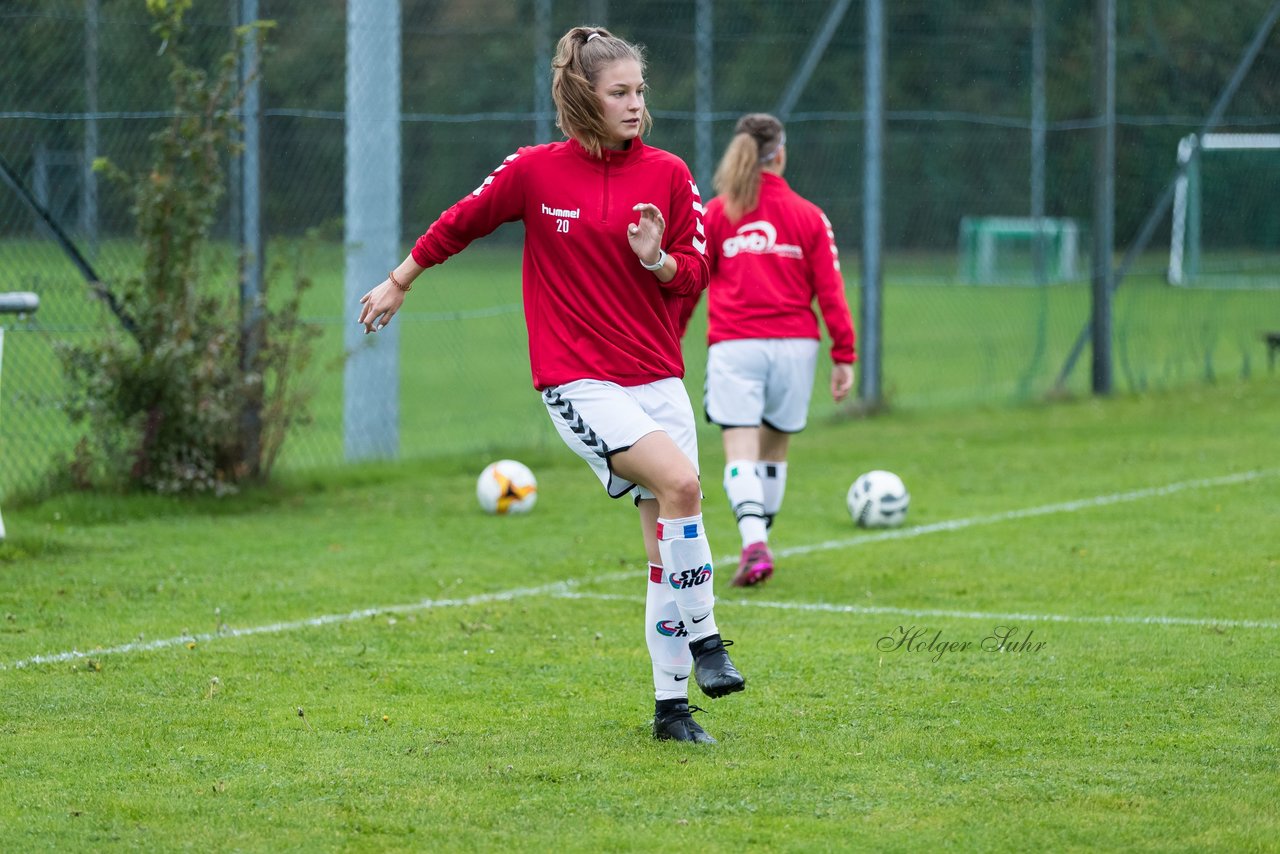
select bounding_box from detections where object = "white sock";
[655,514,719,642]
[757,461,788,530]
[645,562,692,701]
[724,460,768,547]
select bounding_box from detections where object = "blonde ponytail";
[712,113,785,222]
[713,134,761,222]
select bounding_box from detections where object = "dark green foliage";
[57,0,315,494]
[3,0,1278,249]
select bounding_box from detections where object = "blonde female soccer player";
[699,113,856,587]
[358,27,743,744]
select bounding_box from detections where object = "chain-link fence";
[3,0,1279,498]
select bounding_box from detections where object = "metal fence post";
[859,0,884,406]
[343,0,402,461]
[1091,0,1115,395]
[694,0,714,190]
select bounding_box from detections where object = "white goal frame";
[1168,132,1280,286]
[0,292,41,541]
[958,216,1080,285]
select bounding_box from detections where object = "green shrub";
[58,0,315,495]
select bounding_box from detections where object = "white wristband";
[640,248,667,271]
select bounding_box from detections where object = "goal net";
[958,217,1081,286]
[1168,133,1280,288]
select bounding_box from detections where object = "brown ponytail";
[713,113,785,222]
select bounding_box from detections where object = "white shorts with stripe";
[541,377,700,501]
[704,338,821,433]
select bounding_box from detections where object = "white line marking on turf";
[1,572,634,671]
[6,468,1276,670]
[550,591,1280,631]
[745,468,1279,564]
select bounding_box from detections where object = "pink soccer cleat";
[731,541,774,587]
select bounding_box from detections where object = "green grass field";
[2,377,1277,851]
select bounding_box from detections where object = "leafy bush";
[59,0,316,495]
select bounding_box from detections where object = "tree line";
[3,0,1278,250]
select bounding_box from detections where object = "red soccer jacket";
[698,172,856,364]
[412,138,710,390]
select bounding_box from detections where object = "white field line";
[2,572,633,671]
[5,468,1276,670]
[756,468,1279,563]
[552,591,1280,631]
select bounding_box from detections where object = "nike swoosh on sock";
[691,613,710,624]
[674,675,689,682]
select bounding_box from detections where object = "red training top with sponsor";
[411,138,710,390]
[697,172,855,364]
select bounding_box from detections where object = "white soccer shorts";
[704,337,821,433]
[541,377,700,500]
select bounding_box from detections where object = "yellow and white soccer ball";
[476,459,538,515]
[847,470,910,528]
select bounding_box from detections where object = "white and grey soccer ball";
[476,459,538,515]
[847,470,910,528]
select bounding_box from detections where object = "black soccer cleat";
[652,701,716,744]
[690,633,745,699]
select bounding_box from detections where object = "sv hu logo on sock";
[656,620,687,637]
[668,564,713,589]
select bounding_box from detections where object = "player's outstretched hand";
[358,280,405,334]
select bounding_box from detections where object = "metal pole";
[859,0,884,406]
[344,0,402,461]
[1090,0,1115,395]
[775,0,852,122]
[0,152,136,334]
[534,0,552,144]
[228,0,242,246]
[694,0,714,190]
[1030,0,1046,285]
[239,0,265,471]
[240,0,263,289]
[82,0,99,253]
